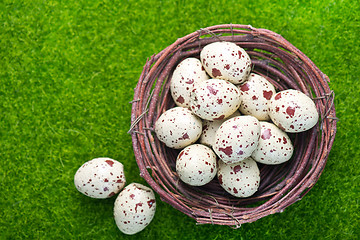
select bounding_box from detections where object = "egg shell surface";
[170,57,209,108]
[154,107,202,149]
[213,116,261,164]
[200,110,241,147]
[200,41,251,84]
[238,73,276,120]
[217,157,260,198]
[251,121,294,165]
[190,79,241,121]
[176,144,217,186]
[268,89,319,133]
[74,157,126,199]
[114,183,156,235]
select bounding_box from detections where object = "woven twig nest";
[129,24,337,227]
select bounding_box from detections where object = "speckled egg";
[154,107,202,149]
[190,79,241,121]
[268,89,319,133]
[200,41,251,84]
[217,157,260,198]
[170,57,210,108]
[251,121,294,165]
[199,110,241,147]
[114,183,156,235]
[176,144,217,186]
[213,116,260,164]
[74,157,126,199]
[238,73,276,120]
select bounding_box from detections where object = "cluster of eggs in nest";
[155,41,319,198]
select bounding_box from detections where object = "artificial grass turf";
[1,0,359,239]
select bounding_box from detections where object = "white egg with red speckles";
[190,79,241,121]
[74,157,126,199]
[114,183,156,235]
[170,57,210,108]
[200,110,241,147]
[217,157,260,198]
[200,41,252,84]
[213,116,260,164]
[154,107,202,149]
[268,89,319,133]
[252,121,294,165]
[238,73,276,120]
[176,144,217,186]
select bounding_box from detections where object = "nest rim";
[129,24,337,227]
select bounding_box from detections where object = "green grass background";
[1,0,359,239]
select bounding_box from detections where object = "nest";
[129,24,337,227]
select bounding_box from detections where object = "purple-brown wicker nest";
[129,24,337,227]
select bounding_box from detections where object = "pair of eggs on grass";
[155,41,319,198]
[74,157,156,235]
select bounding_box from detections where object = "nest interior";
[129,24,337,227]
